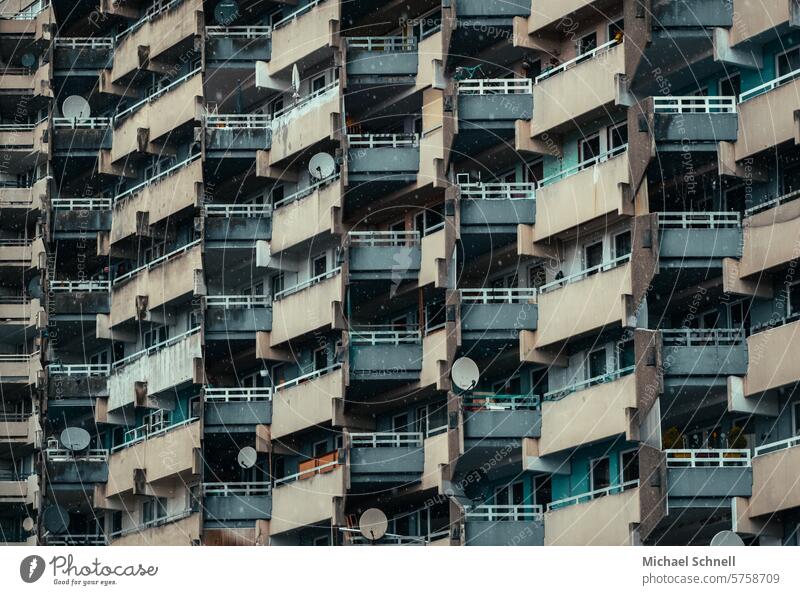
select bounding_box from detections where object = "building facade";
[0,0,798,546]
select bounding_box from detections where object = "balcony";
[738,68,800,160]
[456,79,532,154]
[270,458,345,536]
[268,0,340,75]
[203,482,271,524]
[460,288,537,342]
[46,363,109,403]
[545,481,640,545]
[420,227,447,288]
[348,231,421,282]
[0,63,50,97]
[44,535,108,546]
[270,268,344,345]
[650,96,738,148]
[107,328,203,411]
[44,444,108,484]
[748,437,800,517]
[535,256,632,347]
[532,40,624,137]
[49,280,110,315]
[657,212,742,265]
[205,295,272,339]
[270,176,341,253]
[0,412,38,444]
[271,364,345,440]
[0,353,40,385]
[106,419,201,498]
[0,177,47,211]
[0,473,37,505]
[204,114,271,157]
[203,386,272,432]
[464,504,543,546]
[745,319,800,396]
[728,0,792,46]
[450,0,528,56]
[652,0,733,27]
[51,198,112,235]
[665,449,752,505]
[526,1,605,35]
[661,329,747,379]
[345,37,418,80]
[205,26,271,66]
[346,134,420,184]
[0,121,48,170]
[349,326,422,382]
[459,181,536,236]
[110,510,202,546]
[462,393,541,441]
[539,367,636,456]
[52,117,112,154]
[348,432,424,487]
[53,37,113,71]
[738,192,800,282]
[0,237,45,270]
[533,147,630,241]
[0,296,40,329]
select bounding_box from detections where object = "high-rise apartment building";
[0,0,798,547]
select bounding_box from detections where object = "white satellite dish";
[452,357,480,391]
[237,446,258,469]
[62,95,91,121]
[358,508,388,541]
[60,427,91,451]
[710,531,745,547]
[22,517,34,532]
[291,64,301,100]
[308,152,336,180]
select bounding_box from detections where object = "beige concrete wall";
[745,320,800,396]
[108,331,202,411]
[0,474,37,505]
[535,151,630,241]
[421,432,448,491]
[0,416,36,442]
[739,198,800,278]
[527,0,595,34]
[418,89,445,187]
[106,421,200,498]
[540,372,636,455]
[270,466,345,535]
[416,32,443,91]
[0,357,40,385]
[271,180,342,253]
[0,178,46,210]
[419,228,446,287]
[749,445,800,517]
[545,487,640,545]
[111,512,202,546]
[271,367,344,439]
[271,272,343,345]
[735,77,800,161]
[0,299,40,326]
[269,87,340,164]
[730,0,792,46]
[531,43,623,136]
[421,327,448,388]
[110,243,202,327]
[536,262,631,347]
[269,1,340,75]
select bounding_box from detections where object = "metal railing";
[538,252,631,294]
[535,38,621,83]
[205,113,271,128]
[661,328,744,346]
[273,267,341,300]
[50,197,112,210]
[203,482,271,496]
[272,0,325,29]
[204,202,271,217]
[538,144,627,187]
[45,448,108,462]
[460,288,537,304]
[459,181,536,200]
[658,212,741,228]
[45,534,108,546]
[543,365,636,402]
[113,238,201,285]
[54,37,114,49]
[653,96,736,114]
[350,432,423,448]
[111,417,199,453]
[458,78,532,95]
[349,326,421,345]
[664,449,751,467]
[547,479,639,511]
[204,387,272,402]
[0,238,33,246]
[347,36,416,51]
[275,362,342,391]
[463,393,540,411]
[273,173,339,209]
[740,66,800,103]
[0,352,38,363]
[347,133,418,148]
[109,508,194,539]
[274,458,339,486]
[0,123,37,131]
[49,280,110,292]
[52,117,111,129]
[751,311,800,335]
[744,188,800,217]
[48,363,110,376]
[205,25,271,38]
[0,412,30,422]
[114,66,202,121]
[754,435,800,457]
[205,295,270,308]
[114,153,200,203]
[465,504,543,521]
[348,230,420,247]
[0,295,28,304]
[116,0,184,40]
[112,327,201,370]
[271,79,339,121]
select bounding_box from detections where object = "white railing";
[0,352,38,363]
[114,153,200,203]
[114,66,202,121]
[459,181,536,200]
[465,504,543,521]
[111,417,198,453]
[112,238,201,285]
[538,252,631,294]
[0,238,33,246]
[205,295,270,308]
[50,197,112,210]
[751,311,800,335]
[205,25,272,38]
[535,38,621,83]
[0,295,28,304]
[45,448,108,462]
[348,133,418,148]
[348,230,420,247]
[46,535,108,546]
[754,435,800,457]
[49,280,110,292]
[112,327,201,370]
[205,113,271,128]
[274,459,339,486]
[4,0,48,20]
[273,173,339,209]
[275,362,342,391]
[744,188,800,217]
[110,508,194,539]
[116,0,184,39]
[349,326,421,345]
[657,211,741,228]
[740,66,800,103]
[664,449,751,467]
[272,0,325,29]
[653,96,736,114]
[54,37,114,49]
[271,79,339,121]
[458,78,532,95]
[347,36,416,51]
[204,203,271,217]
[53,117,111,129]
[547,479,639,511]
[273,267,341,300]
[661,328,744,346]
[0,412,30,422]
[463,393,540,411]
[0,123,36,131]
[538,144,627,187]
[204,387,272,402]
[203,481,271,496]
[459,288,537,304]
[350,432,423,448]
[48,363,110,376]
[543,365,636,402]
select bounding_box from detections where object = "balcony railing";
[348,230,420,247]
[665,449,751,467]
[465,504,543,521]
[114,67,202,121]
[3,0,49,20]
[538,144,627,188]
[0,412,31,422]
[754,435,800,457]
[0,352,38,364]
[205,25,272,38]
[274,458,339,487]
[54,37,114,49]
[49,280,110,292]
[543,365,636,402]
[271,79,339,121]
[111,417,199,453]
[535,38,621,83]
[109,508,194,539]
[350,432,423,448]
[538,252,631,294]
[657,212,741,228]
[751,310,800,335]
[52,117,111,129]
[348,133,418,148]
[460,288,537,304]
[114,153,201,203]
[273,267,341,300]
[272,0,326,29]
[459,181,536,200]
[661,328,745,346]
[744,188,800,217]
[653,96,736,114]
[273,173,340,209]
[113,238,201,285]
[346,36,416,52]
[740,66,800,103]
[48,363,110,376]
[204,203,271,217]
[547,479,639,511]
[51,198,112,210]
[45,535,108,546]
[204,387,272,402]
[458,78,532,95]
[205,295,270,308]
[116,0,185,40]
[276,362,342,391]
[463,393,540,411]
[45,447,108,462]
[349,325,421,345]
[204,114,271,129]
[0,123,37,131]
[112,327,201,370]
[203,481,271,496]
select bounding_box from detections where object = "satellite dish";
[27,275,42,299]
[22,517,34,532]
[308,152,336,180]
[214,1,239,25]
[358,508,388,541]
[60,427,91,451]
[237,446,257,469]
[452,357,480,391]
[62,95,91,121]
[42,506,69,535]
[20,53,36,69]
[710,531,745,547]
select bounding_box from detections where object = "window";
[313,534,330,546]
[267,9,284,27]
[90,350,109,366]
[392,413,409,433]
[788,281,800,319]
[530,368,548,397]
[793,402,800,436]
[424,300,446,333]
[415,403,446,437]
[310,73,327,94]
[389,220,406,234]
[577,31,597,58]
[777,46,800,78]
[719,73,741,98]
[579,133,601,167]
[268,96,284,118]
[273,455,285,480]
[271,273,284,297]
[700,309,719,329]
[312,440,329,458]
[617,339,635,369]
[619,449,639,484]
[111,511,122,534]
[312,254,327,278]
[144,409,170,433]
[727,299,751,330]
[534,475,551,507]
[588,348,608,379]
[528,265,546,289]
[492,375,521,395]
[607,121,628,151]
[613,230,632,259]
[584,240,604,273]
[143,325,168,349]
[270,184,285,206]
[313,347,327,372]
[607,18,624,42]
[270,363,286,386]
[523,158,543,184]
[590,456,611,492]
[142,497,167,525]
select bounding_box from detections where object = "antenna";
[358,508,388,542]
[451,357,480,391]
[308,152,336,181]
[42,506,69,535]
[237,446,257,469]
[710,531,745,546]
[60,427,91,451]
[62,95,91,121]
